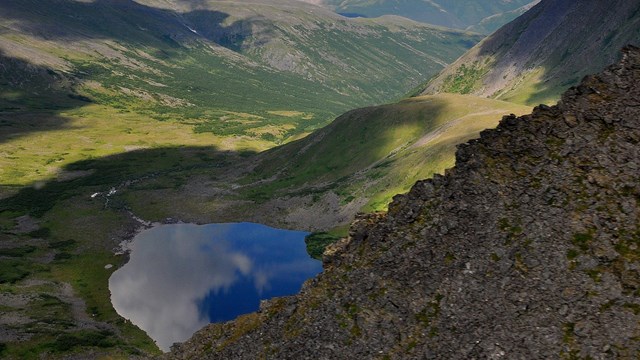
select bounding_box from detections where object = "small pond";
[108,222,322,351]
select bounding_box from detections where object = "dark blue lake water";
[108,222,322,351]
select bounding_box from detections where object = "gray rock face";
[168,47,640,359]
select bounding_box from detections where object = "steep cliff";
[170,46,640,359]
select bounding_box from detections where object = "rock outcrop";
[169,47,640,359]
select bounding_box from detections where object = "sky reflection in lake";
[109,222,322,351]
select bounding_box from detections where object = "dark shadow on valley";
[0,98,448,220]
[0,49,83,143]
[0,0,272,53]
[0,145,255,218]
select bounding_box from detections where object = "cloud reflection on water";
[109,223,321,351]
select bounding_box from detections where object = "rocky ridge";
[169,47,640,359]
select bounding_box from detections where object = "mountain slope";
[422,0,640,105]
[171,46,640,360]
[117,94,529,230]
[317,0,538,32]
[245,94,529,213]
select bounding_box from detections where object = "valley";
[0,0,639,358]
[0,90,530,359]
[0,1,480,156]
[1,0,481,190]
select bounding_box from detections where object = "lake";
[108,222,322,351]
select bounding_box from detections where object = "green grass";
[499,67,562,106]
[48,330,119,352]
[0,259,33,284]
[441,61,490,94]
[51,253,123,320]
[0,219,161,357]
[112,94,531,231]
[1,329,138,359]
[305,232,344,260]
[0,104,268,191]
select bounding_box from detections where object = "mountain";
[170,46,640,360]
[0,0,480,148]
[315,0,539,33]
[421,0,640,105]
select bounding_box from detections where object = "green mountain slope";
[248,93,530,210]
[118,93,529,230]
[317,0,538,33]
[422,0,640,105]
